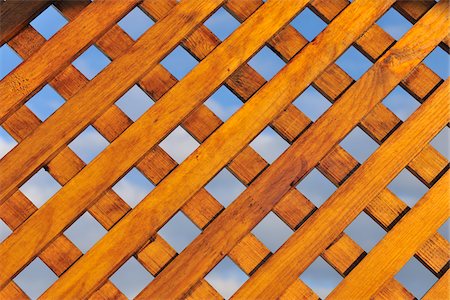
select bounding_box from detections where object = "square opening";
[205,86,242,121]
[0,126,17,159]
[14,258,58,299]
[344,212,385,252]
[161,46,198,80]
[394,257,437,299]
[296,169,336,207]
[339,127,379,163]
[64,212,107,253]
[205,168,245,207]
[248,46,286,81]
[376,8,412,40]
[110,257,154,299]
[68,126,109,164]
[26,85,65,121]
[72,45,111,80]
[252,212,293,252]
[19,168,61,208]
[112,168,154,208]
[423,46,449,79]
[30,5,68,40]
[336,46,372,80]
[388,169,428,207]
[115,85,154,121]
[299,256,342,299]
[205,256,249,299]
[250,126,289,164]
[382,86,420,121]
[0,220,12,243]
[159,127,199,164]
[293,85,331,121]
[158,211,201,252]
[291,7,327,41]
[204,7,240,41]
[118,7,154,40]
[430,127,449,159]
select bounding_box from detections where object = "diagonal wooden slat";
[135,3,449,297]
[328,171,449,299]
[232,78,449,299]
[37,0,398,298]
[0,0,139,123]
[422,270,450,300]
[0,0,313,294]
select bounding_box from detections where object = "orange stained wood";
[0,0,225,205]
[0,0,313,294]
[0,0,139,123]
[0,0,447,298]
[232,78,449,299]
[136,2,449,297]
[328,171,449,299]
[38,0,398,298]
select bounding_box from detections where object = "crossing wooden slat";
[137,4,447,298]
[0,0,139,123]
[329,172,449,299]
[0,0,51,45]
[232,78,449,299]
[1,0,313,296]
[0,0,225,206]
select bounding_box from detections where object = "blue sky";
[0,2,449,299]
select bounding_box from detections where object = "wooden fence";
[0,0,448,299]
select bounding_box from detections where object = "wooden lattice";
[0,0,449,299]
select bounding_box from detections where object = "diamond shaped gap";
[116,85,154,121]
[388,169,428,207]
[430,127,449,159]
[30,4,68,40]
[158,211,201,253]
[14,258,58,299]
[248,46,285,81]
[0,126,17,159]
[299,256,342,299]
[161,46,198,80]
[0,44,23,79]
[340,127,379,163]
[112,168,154,208]
[110,257,154,299]
[204,7,240,41]
[376,8,412,40]
[424,46,449,80]
[205,168,245,207]
[293,85,331,121]
[296,169,336,207]
[382,86,420,121]
[118,7,154,40]
[344,212,385,252]
[72,45,111,80]
[0,219,12,243]
[159,127,199,164]
[205,256,248,299]
[19,168,61,208]
[205,86,242,121]
[252,212,293,252]
[25,85,65,121]
[336,46,372,80]
[250,126,289,164]
[64,212,107,253]
[291,7,327,41]
[394,257,437,299]
[68,125,109,164]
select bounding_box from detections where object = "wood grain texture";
[0,0,138,123]
[328,172,449,299]
[232,78,449,299]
